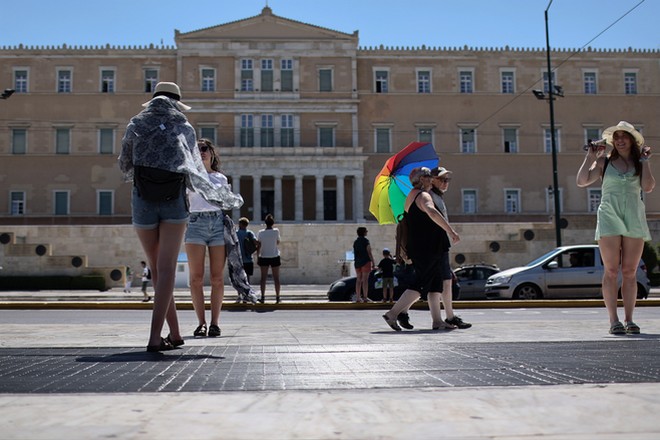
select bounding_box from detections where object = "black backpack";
[243,233,258,256]
[395,211,409,264]
[134,165,185,202]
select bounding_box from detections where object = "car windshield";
[524,249,561,267]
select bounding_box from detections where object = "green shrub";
[642,242,658,273]
[0,276,106,291]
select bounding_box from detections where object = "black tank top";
[406,191,449,259]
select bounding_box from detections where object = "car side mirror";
[546,261,559,270]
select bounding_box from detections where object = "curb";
[2,299,659,310]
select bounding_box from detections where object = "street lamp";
[533,0,562,247]
[0,89,15,100]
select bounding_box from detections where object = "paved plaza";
[1,289,660,439]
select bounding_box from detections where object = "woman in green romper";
[577,121,655,335]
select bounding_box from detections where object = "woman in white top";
[184,139,228,338]
[257,214,281,303]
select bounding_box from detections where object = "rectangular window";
[14,70,28,93]
[144,69,158,93]
[624,72,637,95]
[98,191,113,215]
[261,114,274,147]
[585,128,601,144]
[10,191,25,215]
[375,128,391,153]
[462,189,477,214]
[200,127,216,145]
[583,71,597,94]
[418,128,433,143]
[505,189,520,213]
[375,70,388,93]
[56,128,70,154]
[417,71,430,94]
[542,71,556,93]
[241,59,253,92]
[54,191,69,215]
[459,70,473,93]
[101,69,115,93]
[319,127,334,147]
[281,114,294,147]
[201,68,215,92]
[57,69,72,93]
[281,59,293,92]
[99,128,114,154]
[544,128,560,153]
[12,129,27,154]
[240,114,254,147]
[461,128,476,153]
[319,69,332,92]
[503,128,518,153]
[261,59,273,92]
[501,71,514,94]
[588,189,601,213]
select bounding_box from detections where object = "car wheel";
[513,284,542,300]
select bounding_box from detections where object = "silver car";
[485,245,650,300]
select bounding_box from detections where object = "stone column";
[336,175,345,221]
[231,175,241,222]
[354,175,364,221]
[274,175,282,222]
[253,176,261,222]
[315,175,324,221]
[295,175,303,222]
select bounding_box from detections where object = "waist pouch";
[134,165,185,202]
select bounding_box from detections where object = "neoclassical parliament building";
[1,5,658,225]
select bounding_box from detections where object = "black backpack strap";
[601,157,609,179]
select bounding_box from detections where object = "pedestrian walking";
[377,248,395,303]
[140,261,151,302]
[382,167,460,331]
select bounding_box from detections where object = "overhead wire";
[474,0,647,130]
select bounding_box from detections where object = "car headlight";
[488,275,512,284]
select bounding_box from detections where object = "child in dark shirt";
[377,249,395,303]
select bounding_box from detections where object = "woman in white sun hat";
[576,121,655,335]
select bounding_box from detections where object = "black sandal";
[193,324,207,337]
[146,337,175,352]
[165,335,185,347]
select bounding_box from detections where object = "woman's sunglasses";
[199,146,210,153]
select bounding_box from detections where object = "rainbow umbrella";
[369,142,439,224]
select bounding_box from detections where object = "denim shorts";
[132,187,189,229]
[184,211,226,246]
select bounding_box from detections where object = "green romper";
[595,162,651,241]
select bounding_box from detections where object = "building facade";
[1,6,658,227]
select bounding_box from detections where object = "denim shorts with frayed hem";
[131,187,189,230]
[184,211,225,246]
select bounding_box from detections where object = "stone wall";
[4,217,656,286]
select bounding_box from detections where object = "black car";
[327,265,460,302]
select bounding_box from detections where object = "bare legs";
[599,235,644,325]
[355,270,369,302]
[136,222,186,348]
[185,243,226,328]
[260,264,281,303]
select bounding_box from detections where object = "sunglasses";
[434,177,451,183]
[199,146,210,153]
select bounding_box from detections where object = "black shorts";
[258,256,281,268]
[410,255,444,295]
[243,262,254,277]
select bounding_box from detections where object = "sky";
[2,0,658,50]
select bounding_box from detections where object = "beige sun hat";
[603,121,644,148]
[142,82,191,111]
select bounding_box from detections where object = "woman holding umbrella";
[382,167,460,331]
